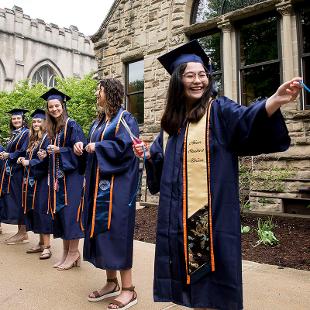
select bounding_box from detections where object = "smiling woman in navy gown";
[18,109,53,259]
[40,88,86,270]
[133,40,302,310]
[74,78,139,310]
[0,109,29,244]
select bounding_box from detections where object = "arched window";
[31,65,57,87]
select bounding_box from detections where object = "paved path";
[0,224,309,310]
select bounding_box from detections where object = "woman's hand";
[132,142,151,160]
[74,142,84,156]
[21,159,30,167]
[0,152,9,160]
[37,149,47,160]
[47,145,60,155]
[266,77,302,117]
[85,143,96,153]
[17,157,24,164]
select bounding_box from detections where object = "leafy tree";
[0,74,97,144]
[54,74,97,134]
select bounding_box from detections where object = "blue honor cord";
[300,81,310,93]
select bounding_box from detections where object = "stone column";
[218,21,233,99]
[277,1,294,81]
[13,6,25,82]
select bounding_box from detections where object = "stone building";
[0,5,96,91]
[92,0,310,214]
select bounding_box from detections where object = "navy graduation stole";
[22,134,48,214]
[47,119,69,216]
[0,127,29,196]
[90,108,125,238]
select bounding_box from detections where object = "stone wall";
[0,6,97,91]
[92,0,310,211]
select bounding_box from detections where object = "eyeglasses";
[182,71,210,82]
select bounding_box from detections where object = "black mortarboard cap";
[7,108,29,116]
[158,40,211,75]
[40,87,71,102]
[31,108,46,119]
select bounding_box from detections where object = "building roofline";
[91,0,121,43]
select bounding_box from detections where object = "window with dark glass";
[197,31,223,96]
[126,60,144,124]
[32,65,57,87]
[238,15,281,106]
[299,6,310,109]
[191,0,222,23]
[191,0,266,24]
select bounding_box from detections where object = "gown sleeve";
[59,120,87,172]
[145,131,164,195]
[29,138,49,179]
[8,130,29,163]
[94,113,139,175]
[216,96,291,156]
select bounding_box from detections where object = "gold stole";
[183,101,215,284]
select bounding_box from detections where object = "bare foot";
[57,251,80,270]
[88,281,120,301]
[6,233,29,244]
[108,290,137,309]
[52,251,68,268]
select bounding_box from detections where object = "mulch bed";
[134,206,310,271]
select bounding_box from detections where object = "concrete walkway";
[0,224,309,310]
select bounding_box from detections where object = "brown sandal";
[88,278,120,302]
[39,246,52,260]
[26,243,44,254]
[107,286,138,309]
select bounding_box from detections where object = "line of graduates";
[0,80,140,309]
[0,39,303,310]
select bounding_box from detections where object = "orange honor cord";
[22,175,26,213]
[183,124,190,285]
[90,121,109,238]
[0,164,6,196]
[23,174,29,212]
[107,175,115,229]
[32,181,37,210]
[90,167,100,238]
[206,102,215,271]
[7,170,12,193]
[62,119,69,205]
[63,175,68,205]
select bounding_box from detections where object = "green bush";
[0,74,97,143]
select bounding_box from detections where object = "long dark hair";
[161,63,213,136]
[46,100,68,139]
[9,115,28,132]
[98,79,124,119]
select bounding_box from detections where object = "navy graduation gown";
[0,127,29,225]
[146,97,290,310]
[24,136,53,234]
[0,145,4,219]
[83,109,140,270]
[48,119,86,240]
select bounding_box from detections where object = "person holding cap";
[133,40,302,310]
[18,108,53,259]
[0,108,29,244]
[73,79,139,310]
[40,88,86,270]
